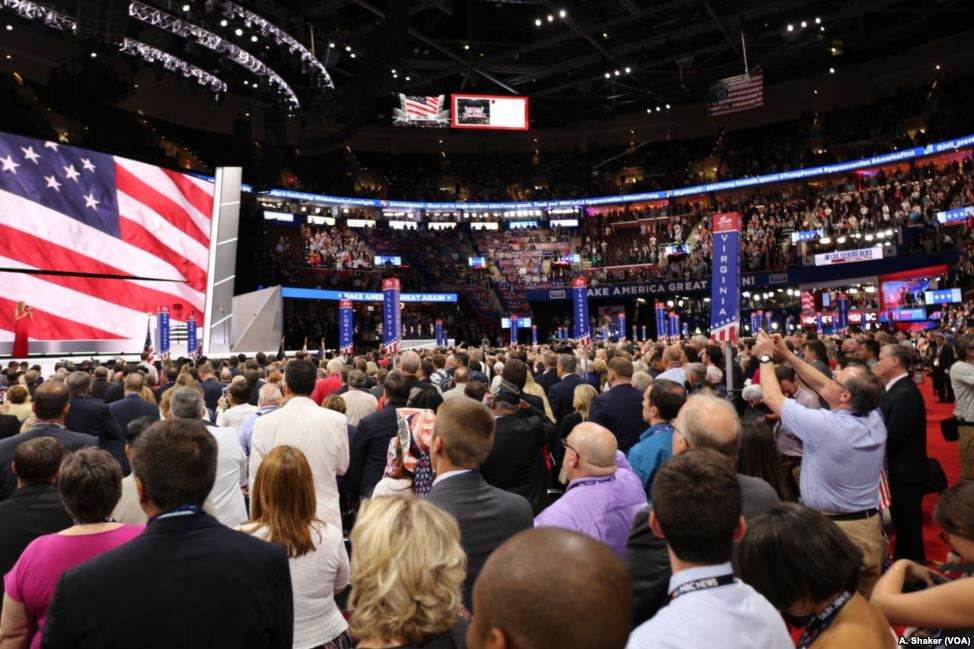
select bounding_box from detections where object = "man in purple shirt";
[534,421,646,556]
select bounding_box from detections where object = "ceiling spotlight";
[345,45,352,52]
[250,35,258,42]
[558,9,567,18]
[391,68,396,74]
[786,24,794,32]
[646,108,651,113]
[800,20,807,28]
[613,69,620,76]
[814,16,821,24]
[829,67,835,74]
[546,14,554,22]
[463,44,470,50]
[534,18,542,26]
[234,27,243,36]
[604,72,611,79]
[656,106,661,112]
[181,3,190,11]
[819,25,824,32]
[350,52,356,58]
[665,103,671,109]
[242,79,249,86]
[624,66,631,73]
[602,32,608,39]
[329,42,335,48]
[90,52,97,58]
[830,47,837,53]
[4,25,11,31]
[405,75,411,81]
[936,64,942,70]
[813,89,819,95]
[219,18,228,27]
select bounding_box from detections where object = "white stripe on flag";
[115,158,213,237]
[117,191,210,271]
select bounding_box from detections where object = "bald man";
[467,528,632,649]
[534,422,646,557]
[624,393,779,626]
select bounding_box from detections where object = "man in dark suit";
[64,371,124,468]
[108,373,159,474]
[876,343,928,562]
[0,412,20,440]
[589,357,645,452]
[346,370,411,501]
[42,418,293,649]
[153,366,178,402]
[0,437,72,598]
[932,333,957,402]
[480,381,554,515]
[547,354,583,423]
[535,352,560,396]
[198,362,225,415]
[426,397,533,608]
[0,381,97,502]
[624,392,779,625]
[89,366,110,401]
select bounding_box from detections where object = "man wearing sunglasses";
[754,330,887,597]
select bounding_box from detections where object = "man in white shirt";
[251,359,350,530]
[340,369,378,427]
[627,449,791,649]
[215,378,258,433]
[169,387,247,527]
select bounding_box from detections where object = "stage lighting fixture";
[656,106,661,112]
[546,14,554,22]
[604,72,611,79]
[4,25,11,31]
[800,20,807,28]
[613,69,620,76]
[534,18,542,26]
[602,32,608,39]
[558,9,566,18]
[182,4,190,11]
[624,66,631,73]
[329,42,335,48]
[345,45,351,51]
[219,18,227,27]
[786,24,793,32]
[350,52,356,58]
[250,34,257,42]
[829,67,835,74]
[234,27,243,36]
[665,103,671,109]
[935,64,942,70]
[463,44,470,50]
[814,17,821,24]
[404,75,410,81]
[90,51,97,58]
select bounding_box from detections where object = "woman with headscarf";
[370,408,436,498]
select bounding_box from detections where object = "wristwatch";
[759,354,773,364]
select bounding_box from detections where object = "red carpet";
[918,379,958,565]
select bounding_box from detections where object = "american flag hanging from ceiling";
[0,131,213,349]
[707,71,764,117]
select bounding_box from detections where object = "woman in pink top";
[0,449,143,649]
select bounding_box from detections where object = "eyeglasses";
[565,442,585,463]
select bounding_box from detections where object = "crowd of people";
[1,314,974,647]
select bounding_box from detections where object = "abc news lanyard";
[669,573,736,600]
[796,591,852,649]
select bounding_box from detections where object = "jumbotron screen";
[451,94,529,130]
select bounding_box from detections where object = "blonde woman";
[349,497,467,648]
[558,383,598,438]
[523,371,555,422]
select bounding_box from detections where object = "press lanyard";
[670,573,736,600]
[147,504,205,523]
[796,591,852,649]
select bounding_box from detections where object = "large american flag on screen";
[0,131,212,346]
[707,71,764,116]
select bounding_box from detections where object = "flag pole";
[741,30,749,75]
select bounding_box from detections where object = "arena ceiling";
[0,0,971,147]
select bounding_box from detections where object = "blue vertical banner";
[709,212,741,342]
[571,277,591,343]
[157,308,171,360]
[435,319,445,348]
[186,315,198,357]
[531,324,538,346]
[381,278,401,353]
[339,299,354,355]
[668,312,680,340]
[655,301,668,338]
[836,293,850,332]
[632,324,638,341]
[617,312,627,340]
[510,314,519,346]
[641,325,647,341]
